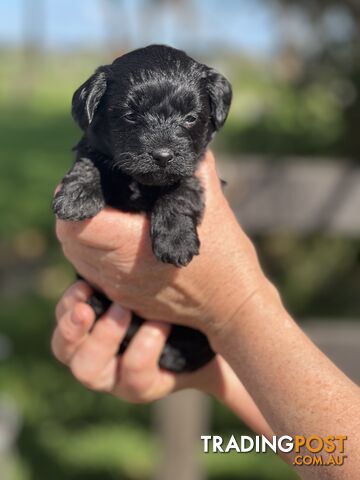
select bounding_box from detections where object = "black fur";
[53,45,232,372]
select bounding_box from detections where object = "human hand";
[52,281,226,401]
[51,280,272,436]
[55,151,271,345]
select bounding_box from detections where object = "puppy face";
[72,45,232,186]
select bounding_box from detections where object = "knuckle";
[248,243,257,258]
[58,320,78,344]
[55,301,64,320]
[123,345,154,378]
[71,362,111,392]
[243,236,257,259]
[70,358,95,386]
[51,334,64,363]
[61,243,72,261]
[121,355,146,378]
[55,220,71,244]
[121,363,154,400]
[60,283,91,312]
[125,392,150,404]
[90,384,108,393]
[60,293,75,311]
[138,339,160,358]
[135,328,166,355]
[72,281,92,301]
[142,323,163,338]
[82,378,107,392]
[144,324,167,342]
[96,319,124,343]
[122,376,149,402]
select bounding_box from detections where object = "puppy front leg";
[151,177,204,267]
[53,157,105,221]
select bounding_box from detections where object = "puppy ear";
[72,69,107,130]
[205,68,232,131]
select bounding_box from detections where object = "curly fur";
[53,45,232,372]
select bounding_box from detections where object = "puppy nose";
[152,148,174,167]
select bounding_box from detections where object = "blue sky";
[0,0,279,55]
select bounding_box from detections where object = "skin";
[53,151,360,479]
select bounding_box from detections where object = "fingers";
[69,304,131,391]
[55,281,93,319]
[115,321,171,401]
[52,300,95,364]
[56,207,148,251]
[53,286,214,402]
[52,281,95,364]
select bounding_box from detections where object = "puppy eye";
[123,113,136,123]
[184,114,197,125]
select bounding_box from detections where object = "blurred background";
[0,0,360,479]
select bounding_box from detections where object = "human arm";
[55,151,360,478]
[52,280,273,438]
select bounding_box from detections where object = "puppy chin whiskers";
[112,153,157,178]
[111,152,131,169]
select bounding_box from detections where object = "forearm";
[211,281,360,477]
[213,359,274,438]
[55,149,360,478]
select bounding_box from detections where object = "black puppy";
[53,45,232,372]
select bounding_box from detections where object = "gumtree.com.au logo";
[200,435,347,466]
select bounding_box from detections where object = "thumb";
[56,207,149,251]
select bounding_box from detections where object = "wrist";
[191,210,278,345]
[207,275,284,355]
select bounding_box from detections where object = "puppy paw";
[153,226,200,267]
[52,182,105,221]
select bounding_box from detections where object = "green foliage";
[0,107,76,239]
[214,62,345,157]
[0,53,357,479]
[256,235,360,318]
